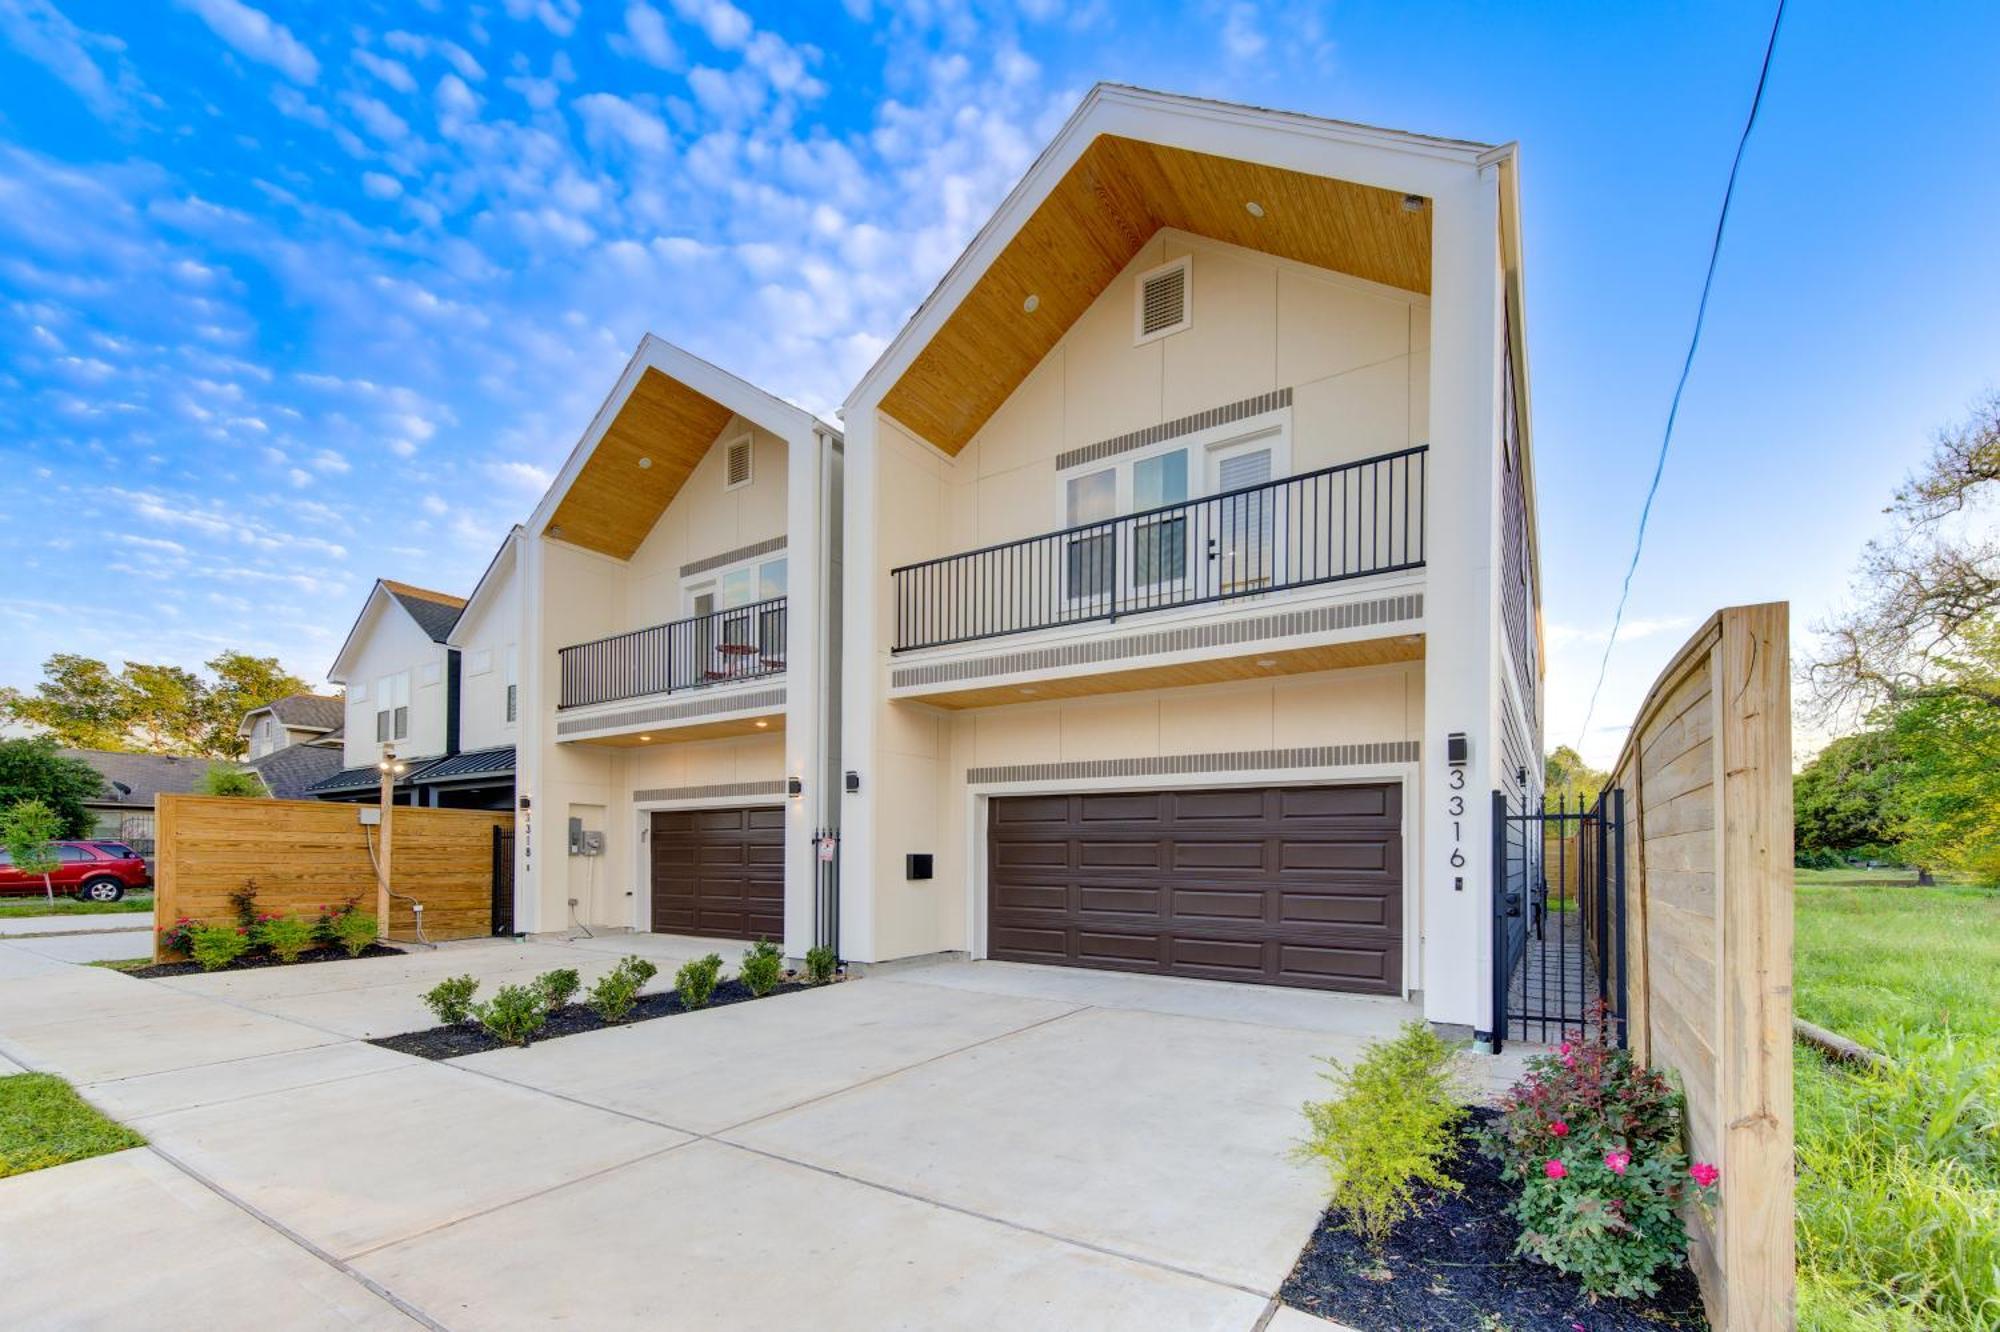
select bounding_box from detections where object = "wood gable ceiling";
[879,134,1433,456]
[546,367,738,560]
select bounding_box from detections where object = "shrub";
[471,984,547,1045]
[257,914,318,964]
[674,952,724,1010]
[535,967,581,1010]
[423,974,480,1026]
[585,958,650,1024]
[330,909,377,958]
[227,880,261,931]
[314,898,361,940]
[158,915,198,956]
[804,945,837,985]
[740,940,783,997]
[1481,1013,1718,1299]
[1292,1021,1468,1249]
[188,924,251,972]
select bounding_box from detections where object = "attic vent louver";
[723,436,753,490]
[1135,257,1191,344]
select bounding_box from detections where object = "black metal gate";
[1488,789,1627,1052]
[492,826,516,937]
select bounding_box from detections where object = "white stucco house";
[833,85,1543,1032]
[509,337,843,959]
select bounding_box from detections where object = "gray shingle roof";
[382,581,466,643]
[243,743,344,800]
[263,693,344,731]
[61,750,213,806]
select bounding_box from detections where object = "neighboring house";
[238,693,344,759]
[512,337,842,956]
[242,738,343,800]
[308,579,484,808]
[436,526,524,811]
[834,86,1543,1031]
[60,748,215,853]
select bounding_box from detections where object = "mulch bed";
[1280,1108,1708,1332]
[126,944,403,979]
[370,978,815,1059]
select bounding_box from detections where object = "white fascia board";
[447,526,522,649]
[843,82,1496,421]
[526,335,836,542]
[326,582,395,685]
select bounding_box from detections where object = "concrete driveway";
[0,933,1525,1330]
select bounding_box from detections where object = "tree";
[1879,620,2000,885]
[1809,392,2000,714]
[196,765,266,798]
[0,799,65,904]
[0,650,310,759]
[0,654,128,750]
[1793,729,1900,858]
[1543,745,1608,810]
[0,737,104,838]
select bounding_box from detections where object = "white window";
[373,671,410,743]
[1133,256,1192,344]
[469,648,493,676]
[504,647,518,724]
[684,554,787,614]
[722,434,753,491]
[419,660,441,686]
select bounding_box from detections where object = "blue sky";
[1,0,1996,766]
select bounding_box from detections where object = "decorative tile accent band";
[1054,387,1293,471]
[632,780,785,803]
[556,686,786,737]
[967,740,1420,786]
[680,534,788,579]
[891,592,1422,689]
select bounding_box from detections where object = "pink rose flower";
[1544,1159,1568,1180]
[1604,1150,1631,1175]
[1549,1119,1569,1137]
[1689,1162,1720,1189]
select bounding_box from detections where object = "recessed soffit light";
[1022,293,1040,313]
[637,456,653,469]
[1244,200,1264,218]
[638,734,652,741]
[1401,194,1426,213]
[1256,658,1279,669]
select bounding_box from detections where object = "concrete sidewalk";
[0,910,152,937]
[0,935,1481,1329]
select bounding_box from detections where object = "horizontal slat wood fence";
[1605,603,1794,1331]
[153,795,509,959]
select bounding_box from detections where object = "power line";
[1574,0,1788,750]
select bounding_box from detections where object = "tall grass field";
[1793,884,2000,1330]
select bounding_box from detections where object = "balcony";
[891,447,1426,653]
[559,597,786,710]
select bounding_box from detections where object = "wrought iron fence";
[558,597,786,709]
[1488,788,1628,1052]
[890,446,1427,652]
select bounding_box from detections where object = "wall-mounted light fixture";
[844,771,860,794]
[1447,733,1469,766]
[787,776,803,797]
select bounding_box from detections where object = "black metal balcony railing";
[559,597,786,709]
[891,446,1427,653]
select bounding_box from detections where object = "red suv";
[0,841,151,902]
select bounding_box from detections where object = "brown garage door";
[986,784,1403,993]
[650,805,784,941]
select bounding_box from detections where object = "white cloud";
[1221,3,1266,61]
[352,48,416,95]
[501,0,581,37]
[342,92,410,144]
[574,92,671,156]
[671,0,752,50]
[612,2,680,69]
[176,0,319,85]
[0,0,142,118]
[487,460,552,492]
[360,171,402,200]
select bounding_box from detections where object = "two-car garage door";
[986,783,1403,994]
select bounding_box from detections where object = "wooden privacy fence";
[153,795,511,959]
[1604,603,1794,1331]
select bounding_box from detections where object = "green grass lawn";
[0,893,153,919]
[1795,865,1980,889]
[0,1073,146,1178]
[1793,884,2000,1331]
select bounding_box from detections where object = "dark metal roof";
[243,743,344,800]
[306,756,442,795]
[61,749,212,806]
[413,745,515,785]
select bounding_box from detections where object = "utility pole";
[376,746,405,939]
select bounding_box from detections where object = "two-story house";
[238,693,344,759]
[512,337,842,959]
[834,86,1542,1032]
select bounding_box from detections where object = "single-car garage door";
[650,805,784,941]
[986,784,1403,994]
